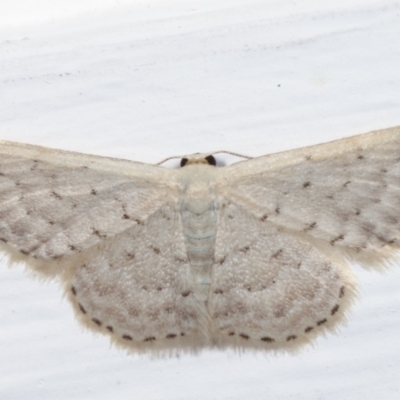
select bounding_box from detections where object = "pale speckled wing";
[209,201,354,350]
[68,203,207,352]
[0,141,209,353]
[0,140,175,263]
[223,126,400,263]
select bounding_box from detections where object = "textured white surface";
[1,0,400,399]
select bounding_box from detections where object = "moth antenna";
[211,151,252,159]
[156,155,185,165]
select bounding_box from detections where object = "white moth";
[1,126,399,355]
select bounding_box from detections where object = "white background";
[1,1,400,399]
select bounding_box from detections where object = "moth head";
[180,154,217,167]
[156,151,249,168]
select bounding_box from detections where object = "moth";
[1,126,399,355]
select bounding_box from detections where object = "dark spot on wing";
[317,319,327,326]
[181,290,191,297]
[357,155,364,160]
[151,246,160,254]
[343,180,351,187]
[91,189,97,195]
[331,304,340,315]
[339,286,345,298]
[123,214,130,219]
[239,246,250,253]
[218,256,226,265]
[166,333,177,339]
[239,334,249,340]
[0,238,7,243]
[330,234,344,246]
[303,182,311,188]
[214,289,223,294]
[92,229,107,239]
[161,211,171,221]
[92,318,102,326]
[228,332,235,336]
[261,336,274,342]
[30,160,39,171]
[260,214,268,222]
[375,234,393,245]
[106,326,113,332]
[271,249,283,259]
[51,191,62,200]
[305,326,314,333]
[71,286,76,296]
[304,222,316,232]
[122,334,132,340]
[180,158,188,167]
[20,249,29,255]
[144,336,156,342]
[287,335,297,341]
[79,303,86,314]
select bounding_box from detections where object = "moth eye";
[205,155,216,166]
[180,158,189,167]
